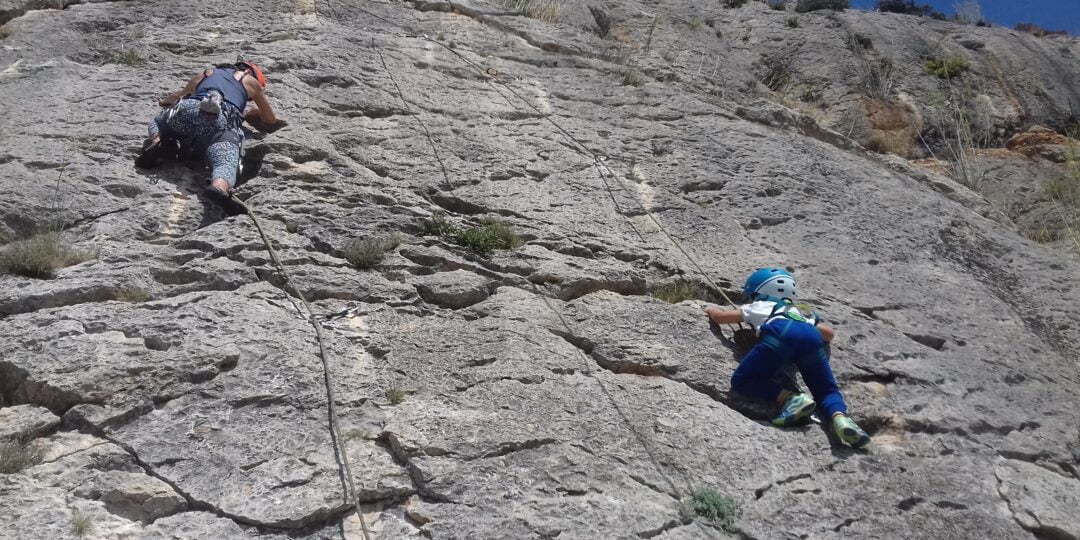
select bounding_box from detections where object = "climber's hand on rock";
[249,117,287,133]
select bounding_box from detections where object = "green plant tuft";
[786,16,800,28]
[690,489,740,531]
[421,215,521,255]
[0,435,45,474]
[0,231,95,279]
[421,212,458,238]
[794,0,848,12]
[925,56,969,79]
[622,70,646,87]
[722,0,749,7]
[652,281,701,304]
[71,508,93,537]
[344,234,402,269]
[385,388,406,405]
[111,49,146,66]
[689,16,704,29]
[114,287,151,303]
[454,219,522,254]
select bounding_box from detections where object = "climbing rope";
[416,35,745,315]
[229,195,374,540]
[367,29,733,524]
[372,39,454,191]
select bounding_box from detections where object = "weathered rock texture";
[1,0,1079,538]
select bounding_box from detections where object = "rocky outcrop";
[1,0,1079,538]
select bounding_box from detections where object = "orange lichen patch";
[1005,126,1069,157]
[863,98,921,158]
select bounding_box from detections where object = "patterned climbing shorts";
[148,98,245,187]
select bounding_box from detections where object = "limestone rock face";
[1,0,1079,538]
[0,404,60,440]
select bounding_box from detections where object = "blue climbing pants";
[148,98,244,187]
[731,318,848,418]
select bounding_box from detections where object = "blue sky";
[849,0,1080,34]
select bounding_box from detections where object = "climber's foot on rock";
[207,178,232,197]
[136,136,169,169]
[833,414,871,449]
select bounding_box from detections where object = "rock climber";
[705,268,871,448]
[136,60,282,199]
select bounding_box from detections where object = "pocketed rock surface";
[1,1,1078,538]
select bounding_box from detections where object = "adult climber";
[705,268,871,448]
[136,61,281,199]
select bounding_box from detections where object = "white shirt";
[739,300,817,334]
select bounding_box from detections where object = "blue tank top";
[192,68,248,112]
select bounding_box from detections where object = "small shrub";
[344,234,402,269]
[652,281,701,303]
[421,212,457,238]
[650,139,673,156]
[422,214,521,255]
[454,219,522,254]
[690,489,740,532]
[1015,23,1068,38]
[385,388,406,405]
[876,0,944,17]
[765,0,787,10]
[1026,226,1060,244]
[114,287,151,303]
[0,435,45,474]
[925,56,969,79]
[794,0,848,13]
[71,508,93,537]
[0,231,94,279]
[785,16,800,28]
[111,49,146,66]
[1047,144,1080,204]
[622,70,645,87]
[723,0,749,7]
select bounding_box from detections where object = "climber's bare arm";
[705,306,743,325]
[160,71,209,107]
[818,323,835,343]
[243,76,278,127]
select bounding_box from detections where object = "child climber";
[705,268,871,448]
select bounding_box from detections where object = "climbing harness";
[228,194,374,540]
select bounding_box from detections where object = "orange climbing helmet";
[238,61,267,88]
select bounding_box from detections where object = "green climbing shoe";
[833,415,871,448]
[771,393,816,427]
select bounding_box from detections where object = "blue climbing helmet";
[743,268,798,303]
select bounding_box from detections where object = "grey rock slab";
[0,404,60,440]
[139,512,254,539]
[73,470,187,523]
[996,459,1080,540]
[1,0,1079,537]
[414,268,493,309]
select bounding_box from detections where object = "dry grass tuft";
[344,234,402,269]
[385,388,406,405]
[500,0,562,23]
[653,281,704,304]
[0,435,45,474]
[0,231,95,279]
[71,508,93,537]
[114,287,151,303]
